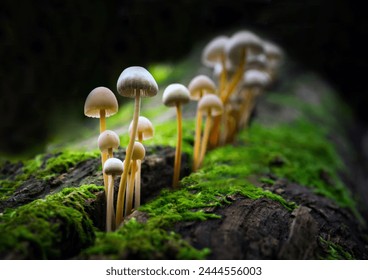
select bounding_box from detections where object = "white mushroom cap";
[104,158,124,176]
[263,40,283,61]
[246,54,268,71]
[129,116,154,141]
[213,60,236,82]
[243,70,271,88]
[188,75,216,100]
[84,87,118,118]
[198,93,223,116]
[98,130,120,152]
[202,35,229,67]
[117,66,158,98]
[131,141,145,161]
[226,31,264,65]
[162,83,190,107]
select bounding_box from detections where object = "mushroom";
[84,86,118,189]
[103,158,124,232]
[263,40,283,81]
[202,35,229,93]
[223,30,264,104]
[115,66,158,226]
[197,94,223,168]
[188,75,216,171]
[238,69,270,128]
[128,116,154,143]
[162,83,191,188]
[125,141,145,216]
[98,130,120,159]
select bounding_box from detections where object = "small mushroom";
[188,75,216,171]
[223,30,264,104]
[84,86,118,190]
[125,141,145,216]
[202,35,229,93]
[197,94,223,168]
[115,66,158,226]
[103,158,124,232]
[162,83,191,188]
[98,130,120,159]
[128,116,154,143]
[263,40,283,81]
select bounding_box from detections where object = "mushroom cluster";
[82,30,283,231]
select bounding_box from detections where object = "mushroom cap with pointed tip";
[117,66,158,98]
[84,87,118,118]
[226,31,264,65]
[188,75,216,100]
[132,142,146,161]
[243,70,270,88]
[98,130,120,152]
[162,83,190,107]
[129,116,154,141]
[104,158,124,176]
[198,94,223,116]
[202,35,229,67]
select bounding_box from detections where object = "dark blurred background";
[1,0,367,157]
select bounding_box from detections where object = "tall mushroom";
[162,83,190,188]
[84,86,118,189]
[197,94,223,168]
[188,75,216,171]
[125,141,145,216]
[115,66,158,226]
[223,30,264,104]
[103,158,124,232]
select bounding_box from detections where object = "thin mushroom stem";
[173,102,183,188]
[99,109,108,192]
[107,148,113,159]
[138,132,143,143]
[198,109,213,169]
[125,160,136,216]
[219,53,227,94]
[193,91,203,172]
[134,160,141,209]
[116,92,141,226]
[106,175,115,232]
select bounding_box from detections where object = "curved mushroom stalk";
[134,160,142,209]
[115,66,158,226]
[125,160,137,216]
[198,110,213,168]
[173,103,183,188]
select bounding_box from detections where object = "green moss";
[0,151,99,200]
[319,238,354,260]
[81,218,209,259]
[0,184,103,259]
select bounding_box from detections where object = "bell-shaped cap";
[198,93,223,116]
[117,66,158,98]
[104,158,124,176]
[132,141,146,161]
[162,83,190,107]
[84,87,118,118]
[98,130,120,152]
[188,75,216,100]
[202,35,229,67]
[129,116,154,141]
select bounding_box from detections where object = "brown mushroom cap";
[202,35,229,67]
[84,87,118,118]
[198,93,223,116]
[162,83,190,107]
[188,75,216,100]
[129,116,154,141]
[117,66,158,98]
[104,158,124,176]
[226,31,264,65]
[243,69,270,88]
[131,141,146,161]
[98,130,120,152]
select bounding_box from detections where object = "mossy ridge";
[81,218,209,260]
[219,119,356,212]
[0,184,103,259]
[319,237,354,260]
[0,150,99,200]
